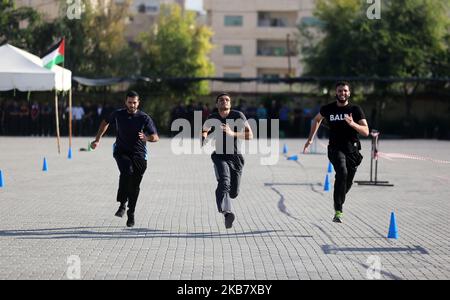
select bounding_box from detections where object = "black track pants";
[211,153,244,213]
[114,150,147,215]
[327,147,363,212]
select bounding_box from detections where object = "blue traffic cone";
[327,161,333,173]
[42,158,48,172]
[287,155,298,161]
[387,212,399,239]
[324,174,330,191]
[0,170,4,188]
[283,144,288,154]
[68,147,73,159]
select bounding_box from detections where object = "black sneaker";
[224,212,235,229]
[332,216,343,223]
[333,211,343,223]
[115,205,126,218]
[126,213,135,227]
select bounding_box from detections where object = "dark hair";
[126,90,139,99]
[335,81,351,90]
[216,92,231,103]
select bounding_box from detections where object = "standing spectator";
[256,103,268,138]
[0,99,4,135]
[40,102,53,136]
[279,104,290,137]
[83,101,95,136]
[71,103,85,136]
[170,102,186,136]
[202,103,210,124]
[18,101,30,136]
[30,102,40,136]
[292,106,303,137]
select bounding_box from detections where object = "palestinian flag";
[42,39,65,69]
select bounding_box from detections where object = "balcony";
[257,47,286,57]
[257,11,297,28]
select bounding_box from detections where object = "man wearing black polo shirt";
[303,82,369,223]
[202,93,253,229]
[91,91,159,227]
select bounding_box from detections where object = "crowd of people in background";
[0,98,321,138]
[0,99,116,137]
[169,99,320,138]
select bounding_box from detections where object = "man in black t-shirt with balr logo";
[303,82,369,223]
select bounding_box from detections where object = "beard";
[336,94,349,103]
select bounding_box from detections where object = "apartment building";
[125,0,186,41]
[203,0,316,94]
[15,0,62,21]
[15,0,186,41]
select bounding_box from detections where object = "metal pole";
[54,91,61,154]
[69,88,72,150]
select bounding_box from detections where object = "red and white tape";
[377,152,450,164]
[315,139,450,165]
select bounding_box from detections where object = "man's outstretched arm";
[91,120,109,149]
[303,113,324,153]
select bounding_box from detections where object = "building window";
[301,17,324,27]
[224,16,243,26]
[223,73,242,78]
[137,1,159,15]
[261,73,280,80]
[257,40,295,57]
[224,45,242,55]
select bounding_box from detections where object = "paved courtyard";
[0,137,449,280]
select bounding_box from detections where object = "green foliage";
[299,0,450,79]
[0,0,43,51]
[138,4,214,100]
[57,0,137,77]
[1,0,137,77]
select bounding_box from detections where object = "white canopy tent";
[0,44,71,91]
[0,44,73,153]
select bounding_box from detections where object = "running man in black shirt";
[202,93,253,229]
[303,82,369,223]
[91,91,159,227]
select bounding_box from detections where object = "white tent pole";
[55,90,61,154]
[69,88,72,149]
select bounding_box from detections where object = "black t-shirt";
[204,110,248,155]
[106,109,157,159]
[320,102,366,150]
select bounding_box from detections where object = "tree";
[299,0,450,131]
[79,0,138,77]
[138,4,214,98]
[0,0,43,50]
[299,0,450,79]
[1,0,137,78]
[137,4,214,133]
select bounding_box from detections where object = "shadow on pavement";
[0,227,285,240]
[321,244,429,255]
